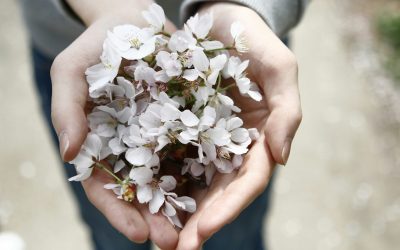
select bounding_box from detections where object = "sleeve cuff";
[50,0,84,26]
[180,0,308,37]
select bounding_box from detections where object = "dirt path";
[268,1,400,250]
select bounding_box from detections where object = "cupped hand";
[177,3,302,249]
[50,3,179,249]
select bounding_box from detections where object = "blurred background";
[0,0,399,249]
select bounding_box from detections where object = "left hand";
[176,3,302,249]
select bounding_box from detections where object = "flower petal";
[180,110,200,127]
[226,117,243,131]
[108,137,127,155]
[230,21,244,39]
[231,128,249,144]
[129,166,153,186]
[207,127,230,146]
[161,103,181,122]
[137,184,153,203]
[149,189,165,214]
[183,69,199,81]
[248,128,260,140]
[84,133,103,158]
[213,158,234,173]
[190,161,205,176]
[126,147,153,166]
[172,196,196,213]
[159,175,177,192]
[114,160,126,173]
[192,49,209,72]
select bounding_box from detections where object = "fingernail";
[59,131,69,161]
[281,139,292,165]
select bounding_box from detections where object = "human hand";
[177,3,302,249]
[50,1,179,249]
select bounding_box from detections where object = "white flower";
[178,106,216,144]
[129,171,196,228]
[115,76,144,102]
[126,146,154,166]
[109,135,127,155]
[207,54,227,84]
[155,51,182,79]
[168,29,197,52]
[182,158,204,177]
[180,110,199,127]
[223,56,262,101]
[186,13,213,39]
[164,195,196,228]
[190,51,227,85]
[88,106,134,137]
[190,86,215,112]
[133,61,156,85]
[142,3,165,32]
[130,166,154,203]
[231,21,248,53]
[86,39,121,96]
[138,103,162,130]
[215,117,256,159]
[69,133,105,181]
[108,24,156,60]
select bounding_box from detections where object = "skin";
[50,1,302,250]
[51,1,179,249]
[176,3,302,249]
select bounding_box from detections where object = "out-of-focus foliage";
[377,12,400,82]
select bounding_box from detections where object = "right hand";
[50,1,179,249]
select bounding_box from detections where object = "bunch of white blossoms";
[69,4,262,228]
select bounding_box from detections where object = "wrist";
[65,0,154,26]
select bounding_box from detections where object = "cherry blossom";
[69,133,107,181]
[108,24,157,60]
[85,39,121,96]
[142,3,165,33]
[231,21,249,53]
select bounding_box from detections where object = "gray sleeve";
[49,0,84,25]
[180,0,309,37]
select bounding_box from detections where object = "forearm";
[65,0,154,25]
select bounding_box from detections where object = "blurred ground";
[0,0,399,250]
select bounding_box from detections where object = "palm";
[51,13,181,250]
[176,3,301,250]
[177,59,275,249]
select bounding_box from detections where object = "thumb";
[264,98,302,165]
[50,53,89,162]
[50,20,109,162]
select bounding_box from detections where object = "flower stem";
[95,161,123,184]
[218,83,236,92]
[205,46,234,53]
[158,31,171,38]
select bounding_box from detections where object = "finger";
[246,18,302,165]
[50,21,109,162]
[137,204,179,250]
[197,134,275,239]
[262,53,302,165]
[177,173,236,250]
[82,169,149,243]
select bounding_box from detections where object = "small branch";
[157,31,171,38]
[205,46,234,53]
[218,83,235,92]
[95,161,123,184]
